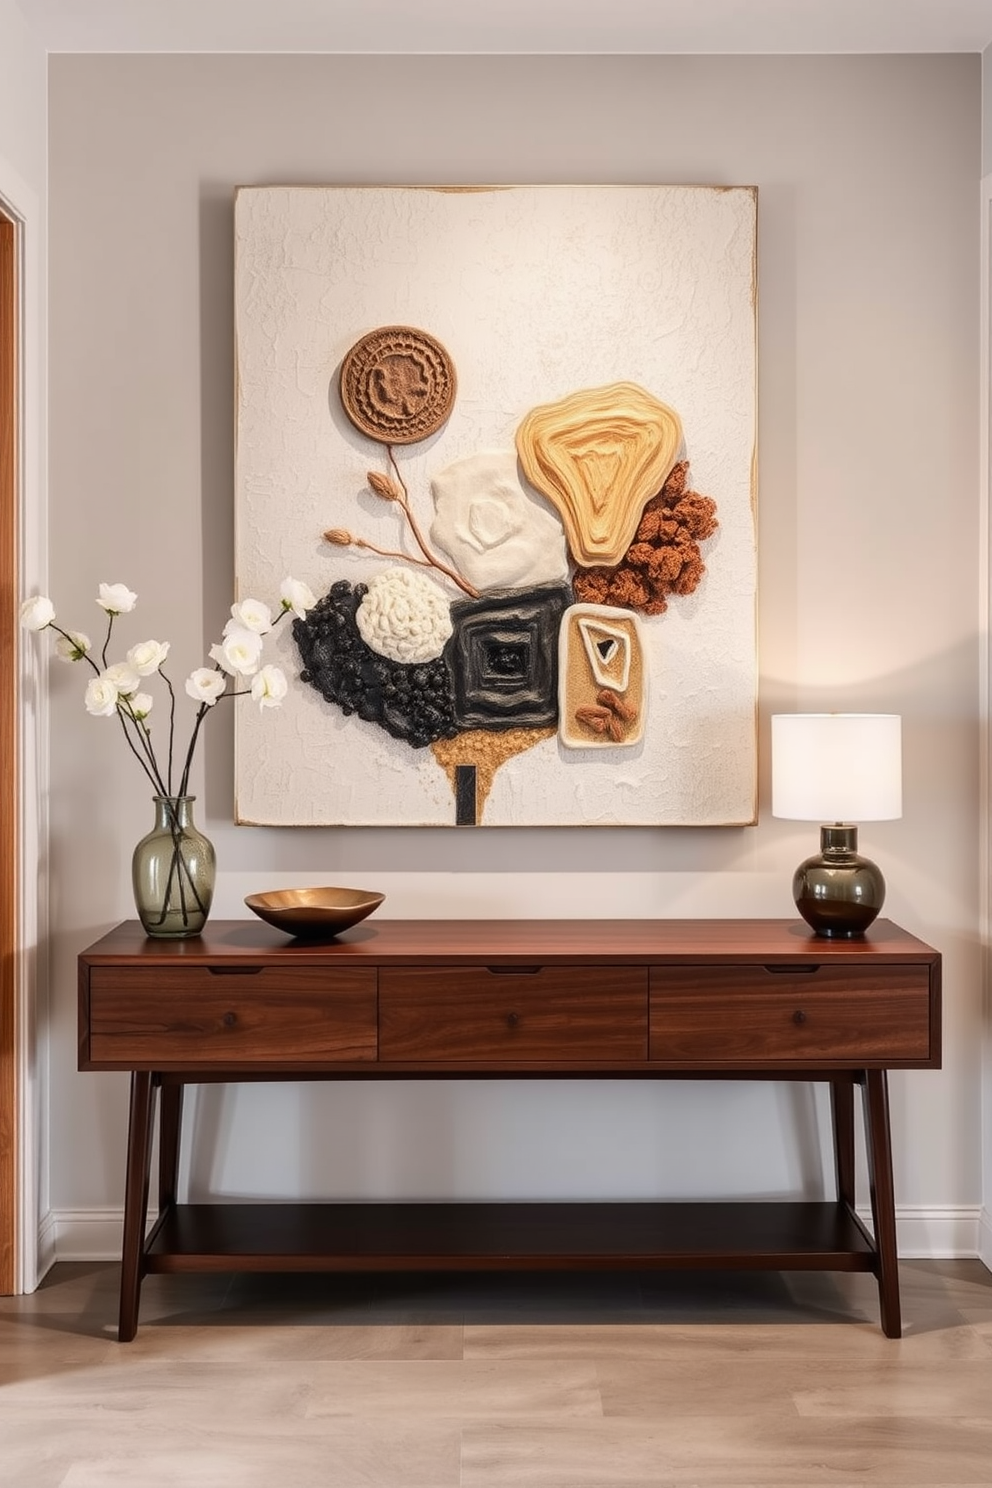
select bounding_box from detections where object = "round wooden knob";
[223,1011,237,1028]
[793,1009,807,1025]
[506,1012,520,1028]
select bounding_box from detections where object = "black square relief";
[445,587,570,731]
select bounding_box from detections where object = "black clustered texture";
[293,581,459,749]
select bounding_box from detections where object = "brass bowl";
[244,886,385,938]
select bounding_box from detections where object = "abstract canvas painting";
[234,184,757,826]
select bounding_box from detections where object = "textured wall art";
[234,185,757,826]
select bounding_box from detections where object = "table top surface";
[79,917,940,966]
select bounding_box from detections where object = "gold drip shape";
[515,382,683,567]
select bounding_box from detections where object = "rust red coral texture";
[571,461,718,616]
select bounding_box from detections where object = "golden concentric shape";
[340,326,457,445]
[516,382,683,566]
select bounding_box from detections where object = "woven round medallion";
[340,326,457,445]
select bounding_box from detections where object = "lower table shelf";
[144,1200,878,1275]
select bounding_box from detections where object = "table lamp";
[771,713,902,938]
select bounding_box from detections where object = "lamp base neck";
[792,823,885,939]
[820,823,859,857]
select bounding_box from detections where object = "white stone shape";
[429,450,570,594]
[577,615,633,693]
[355,567,453,664]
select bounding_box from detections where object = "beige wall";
[0,0,46,190]
[984,44,992,174]
[47,54,982,1246]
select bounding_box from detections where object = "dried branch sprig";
[323,528,435,571]
[369,449,479,598]
[367,471,402,503]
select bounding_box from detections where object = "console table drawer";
[650,966,933,1064]
[380,967,648,1061]
[86,967,377,1064]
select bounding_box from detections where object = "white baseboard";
[49,1208,129,1263]
[865,1205,987,1260]
[979,1207,992,1269]
[36,1207,59,1281]
[46,1203,989,1266]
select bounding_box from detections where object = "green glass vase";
[132,795,215,938]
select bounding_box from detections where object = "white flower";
[228,598,272,635]
[126,639,170,676]
[280,576,316,619]
[355,567,453,664]
[84,676,120,717]
[185,668,227,706]
[97,582,137,615]
[103,661,140,696]
[54,630,91,662]
[25,575,291,807]
[210,626,263,676]
[250,664,288,709]
[20,595,55,631]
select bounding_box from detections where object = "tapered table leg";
[158,1082,184,1211]
[830,1075,856,1210]
[861,1068,901,1339]
[118,1071,157,1343]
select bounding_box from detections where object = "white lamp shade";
[771,713,902,822]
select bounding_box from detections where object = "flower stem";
[113,709,163,794]
[152,806,207,926]
[49,624,101,677]
[160,668,177,796]
[100,613,114,670]
[117,696,168,790]
[177,703,209,800]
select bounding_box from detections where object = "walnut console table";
[78,918,941,1341]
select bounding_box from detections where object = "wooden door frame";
[0,152,43,1296]
[0,204,17,1294]
[980,173,992,1273]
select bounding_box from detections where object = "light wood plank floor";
[1,1260,991,1486]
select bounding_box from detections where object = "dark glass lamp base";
[792,824,886,939]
